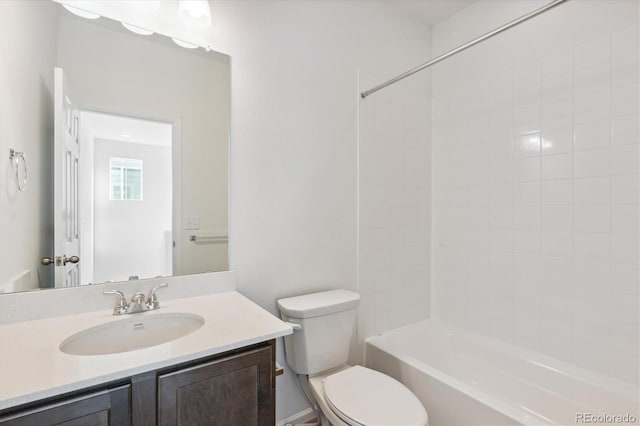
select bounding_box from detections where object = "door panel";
[54,67,81,287]
[158,345,274,426]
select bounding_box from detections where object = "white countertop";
[0,291,292,410]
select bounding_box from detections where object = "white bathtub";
[366,320,639,425]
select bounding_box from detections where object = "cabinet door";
[0,385,130,426]
[158,345,274,426]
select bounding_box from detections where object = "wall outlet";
[184,216,200,230]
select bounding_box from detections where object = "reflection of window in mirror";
[109,157,143,201]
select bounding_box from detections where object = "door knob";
[63,255,80,265]
[41,256,79,266]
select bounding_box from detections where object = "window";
[110,157,143,200]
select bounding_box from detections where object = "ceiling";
[392,0,475,26]
[82,111,172,147]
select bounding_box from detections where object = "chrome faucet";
[127,291,149,314]
[103,283,169,315]
[147,282,168,310]
[103,290,128,315]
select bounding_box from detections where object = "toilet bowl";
[277,289,429,426]
[309,365,428,426]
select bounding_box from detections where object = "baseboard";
[276,407,316,426]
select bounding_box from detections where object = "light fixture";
[122,23,154,36]
[177,0,212,29]
[61,1,206,51]
[172,38,199,49]
[62,4,100,19]
[120,134,132,139]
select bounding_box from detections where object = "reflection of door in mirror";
[53,68,80,287]
[53,72,174,287]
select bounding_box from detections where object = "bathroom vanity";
[0,289,292,425]
[0,340,274,425]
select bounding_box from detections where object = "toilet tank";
[277,289,360,376]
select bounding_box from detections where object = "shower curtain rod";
[360,0,570,99]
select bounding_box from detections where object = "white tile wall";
[431,0,639,385]
[358,70,431,347]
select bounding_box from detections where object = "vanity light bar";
[58,1,212,51]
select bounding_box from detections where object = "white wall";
[93,139,172,283]
[0,0,57,290]
[431,0,639,385]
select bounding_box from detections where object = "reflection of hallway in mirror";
[79,111,172,284]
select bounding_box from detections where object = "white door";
[54,67,81,287]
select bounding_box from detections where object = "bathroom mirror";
[0,1,230,293]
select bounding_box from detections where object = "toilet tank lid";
[277,289,360,319]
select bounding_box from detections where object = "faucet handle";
[103,290,128,315]
[147,282,168,310]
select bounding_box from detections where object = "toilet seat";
[322,365,428,426]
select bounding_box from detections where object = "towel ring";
[9,149,27,191]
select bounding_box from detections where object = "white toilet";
[278,289,428,426]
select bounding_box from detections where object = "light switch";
[184,216,200,230]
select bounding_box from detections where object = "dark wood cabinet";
[0,340,276,426]
[0,385,130,426]
[158,345,273,426]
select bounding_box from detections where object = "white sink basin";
[60,313,205,356]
